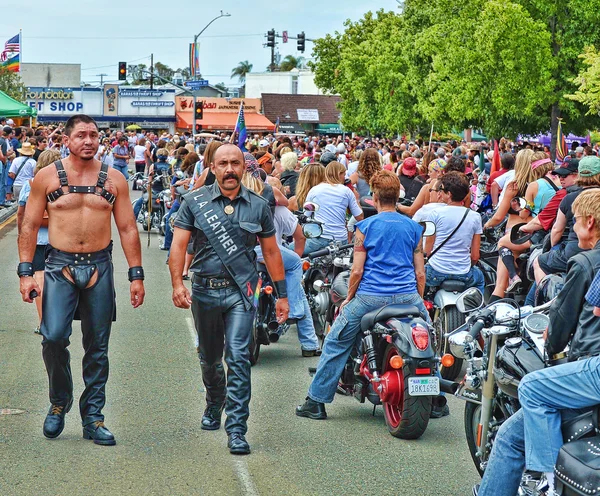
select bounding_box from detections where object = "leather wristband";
[17,262,34,278]
[273,280,288,299]
[128,266,145,282]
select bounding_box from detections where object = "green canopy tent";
[0,90,37,118]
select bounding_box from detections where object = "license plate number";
[408,377,440,396]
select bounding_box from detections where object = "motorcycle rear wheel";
[436,307,465,380]
[382,344,431,440]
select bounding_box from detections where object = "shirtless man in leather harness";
[18,114,145,446]
[170,144,288,455]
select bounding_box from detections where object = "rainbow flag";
[0,53,19,72]
[189,42,200,77]
[253,277,263,308]
[274,117,280,134]
[233,102,247,151]
[556,120,567,164]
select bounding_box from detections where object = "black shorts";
[537,246,569,275]
[32,244,47,272]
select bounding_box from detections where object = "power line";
[25,33,262,41]
[81,55,152,72]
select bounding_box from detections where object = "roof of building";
[261,93,342,124]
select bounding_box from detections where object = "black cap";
[553,159,579,176]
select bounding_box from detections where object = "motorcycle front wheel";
[158,207,166,236]
[465,401,508,477]
[382,344,431,440]
[435,307,465,380]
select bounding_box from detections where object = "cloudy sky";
[2,1,398,87]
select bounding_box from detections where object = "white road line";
[186,316,198,348]
[233,458,259,496]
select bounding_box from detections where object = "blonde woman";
[17,149,61,333]
[288,162,326,212]
[280,151,299,197]
[301,161,364,255]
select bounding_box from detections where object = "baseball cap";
[6,119,14,126]
[259,139,269,148]
[325,144,337,154]
[578,156,600,177]
[553,159,579,176]
[401,157,417,177]
[3,126,12,134]
[576,146,585,154]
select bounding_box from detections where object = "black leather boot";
[296,397,327,420]
[43,399,73,439]
[228,432,250,455]
[201,405,224,431]
[83,421,116,446]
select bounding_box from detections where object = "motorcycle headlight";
[448,330,471,360]
[313,280,326,292]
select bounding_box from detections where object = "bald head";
[212,143,245,192]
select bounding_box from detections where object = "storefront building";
[175,97,275,132]
[25,85,177,132]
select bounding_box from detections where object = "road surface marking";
[0,213,16,231]
[233,458,259,496]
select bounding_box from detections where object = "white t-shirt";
[274,206,298,247]
[9,156,36,187]
[306,183,363,241]
[337,154,348,167]
[128,135,137,148]
[428,205,483,275]
[133,145,146,162]
[496,169,516,203]
[413,202,447,223]
[346,160,359,179]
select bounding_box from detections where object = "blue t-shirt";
[356,212,422,296]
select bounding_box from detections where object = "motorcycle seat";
[440,280,467,292]
[360,304,422,331]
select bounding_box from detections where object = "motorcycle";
[321,221,451,439]
[131,172,171,235]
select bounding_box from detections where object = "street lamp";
[191,10,231,80]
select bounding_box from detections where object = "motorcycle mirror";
[510,196,528,212]
[303,222,323,239]
[509,222,534,245]
[302,202,320,213]
[399,189,406,199]
[456,288,484,314]
[419,221,436,237]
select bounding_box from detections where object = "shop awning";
[0,90,37,118]
[315,123,343,134]
[177,112,275,131]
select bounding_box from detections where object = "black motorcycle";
[132,172,171,235]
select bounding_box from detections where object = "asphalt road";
[0,206,482,496]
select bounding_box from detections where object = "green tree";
[0,67,26,101]
[127,63,148,85]
[214,82,228,94]
[231,61,253,83]
[279,55,305,72]
[153,62,174,80]
[566,46,600,116]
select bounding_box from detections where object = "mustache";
[224,173,239,181]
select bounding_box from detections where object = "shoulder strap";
[185,187,260,310]
[14,158,33,181]
[96,161,109,188]
[541,175,559,192]
[428,207,470,260]
[55,160,69,186]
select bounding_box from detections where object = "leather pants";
[40,244,116,426]
[191,283,255,435]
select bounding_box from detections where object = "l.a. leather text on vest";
[197,203,238,256]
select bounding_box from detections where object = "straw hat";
[17,142,35,156]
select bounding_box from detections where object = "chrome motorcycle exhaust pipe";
[268,321,280,342]
[439,379,459,394]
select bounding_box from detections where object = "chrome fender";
[433,289,461,310]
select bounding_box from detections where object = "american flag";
[1,34,20,62]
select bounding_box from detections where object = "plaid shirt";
[585,270,600,307]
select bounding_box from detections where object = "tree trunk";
[550,103,560,161]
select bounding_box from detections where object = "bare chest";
[47,176,116,213]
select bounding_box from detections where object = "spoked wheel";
[381,344,431,439]
[464,401,507,477]
[434,307,465,380]
[249,314,261,367]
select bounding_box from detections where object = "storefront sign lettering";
[28,101,84,112]
[120,90,165,97]
[131,101,175,107]
[26,90,74,100]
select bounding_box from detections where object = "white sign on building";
[297,109,319,121]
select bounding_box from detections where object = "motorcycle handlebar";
[468,319,486,340]
[308,248,331,259]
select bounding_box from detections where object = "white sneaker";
[506,275,522,293]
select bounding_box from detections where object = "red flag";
[490,139,501,175]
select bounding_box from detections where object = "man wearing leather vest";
[17,114,145,446]
[476,189,600,496]
[169,144,289,455]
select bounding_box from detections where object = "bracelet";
[273,280,288,299]
[128,266,145,282]
[17,262,34,278]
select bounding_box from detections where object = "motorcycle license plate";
[408,377,439,396]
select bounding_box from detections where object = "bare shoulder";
[106,165,128,194]
[33,163,59,191]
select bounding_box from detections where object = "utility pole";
[150,53,154,90]
[96,73,108,85]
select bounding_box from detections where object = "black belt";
[45,242,113,265]
[192,275,234,289]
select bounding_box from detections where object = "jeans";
[290,236,333,257]
[478,356,600,495]
[191,285,256,434]
[112,162,129,179]
[133,196,143,220]
[425,264,485,294]
[525,282,536,306]
[0,162,7,205]
[163,199,180,250]
[308,292,429,404]
[256,245,319,351]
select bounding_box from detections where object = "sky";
[2,1,399,87]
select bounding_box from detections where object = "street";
[0,212,481,496]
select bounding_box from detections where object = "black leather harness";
[46,160,116,205]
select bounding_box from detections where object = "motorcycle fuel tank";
[493,337,545,398]
[330,271,350,306]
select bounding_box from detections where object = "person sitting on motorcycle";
[424,172,485,293]
[412,178,446,224]
[475,188,600,496]
[397,157,425,202]
[298,161,363,256]
[533,156,600,284]
[296,170,429,420]
[287,162,325,213]
[132,150,171,220]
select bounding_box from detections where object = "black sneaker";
[301,349,322,357]
[430,404,450,419]
[296,397,327,420]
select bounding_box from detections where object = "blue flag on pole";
[233,102,247,152]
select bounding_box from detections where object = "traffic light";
[118,62,127,81]
[194,100,203,120]
[267,29,275,48]
[297,32,305,53]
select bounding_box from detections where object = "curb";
[0,204,18,225]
